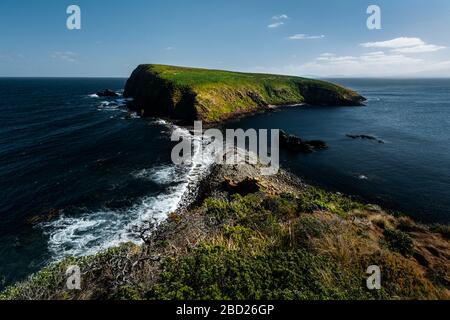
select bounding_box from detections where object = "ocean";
[0,78,449,289]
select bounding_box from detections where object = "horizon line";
[1,75,450,80]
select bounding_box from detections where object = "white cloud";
[268,22,284,28]
[253,36,449,77]
[313,51,421,66]
[361,37,445,54]
[288,34,325,40]
[272,14,289,20]
[361,37,424,48]
[268,14,288,28]
[51,51,77,62]
[392,44,446,53]
[255,51,450,77]
[289,51,424,76]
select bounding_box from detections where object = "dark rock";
[97,89,119,97]
[307,140,328,150]
[27,208,60,225]
[223,176,262,196]
[280,130,327,153]
[298,83,366,106]
[346,134,384,144]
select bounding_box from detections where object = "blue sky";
[1,0,449,77]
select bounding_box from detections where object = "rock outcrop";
[280,130,328,153]
[96,89,119,97]
[346,134,385,144]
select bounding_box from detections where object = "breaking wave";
[42,121,217,261]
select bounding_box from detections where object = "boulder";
[97,89,119,97]
[279,130,327,153]
[27,208,60,225]
[223,176,262,196]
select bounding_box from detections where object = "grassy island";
[124,64,365,123]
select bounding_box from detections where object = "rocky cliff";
[124,64,366,123]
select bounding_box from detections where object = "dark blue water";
[227,78,450,224]
[0,78,449,289]
[0,78,204,289]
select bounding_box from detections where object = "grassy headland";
[124,64,366,123]
[2,162,448,300]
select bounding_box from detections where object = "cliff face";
[124,64,366,123]
[124,65,198,120]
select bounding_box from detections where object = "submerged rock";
[279,130,328,153]
[96,89,119,97]
[346,134,385,144]
[27,208,60,225]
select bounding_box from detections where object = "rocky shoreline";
[2,156,449,300]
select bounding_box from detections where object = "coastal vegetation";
[2,163,448,300]
[124,64,365,123]
[1,66,447,301]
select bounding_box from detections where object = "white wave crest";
[42,120,217,261]
[133,165,185,185]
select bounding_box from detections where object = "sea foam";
[42,121,217,261]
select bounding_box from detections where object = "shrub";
[222,225,254,245]
[204,198,230,220]
[112,286,142,300]
[293,215,328,246]
[297,187,366,216]
[430,224,450,240]
[262,195,298,219]
[148,245,370,300]
[383,229,414,257]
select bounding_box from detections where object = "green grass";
[125,64,363,122]
[145,64,331,88]
[3,189,446,300]
[148,245,371,300]
[147,192,442,300]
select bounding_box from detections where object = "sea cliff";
[124,64,366,123]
